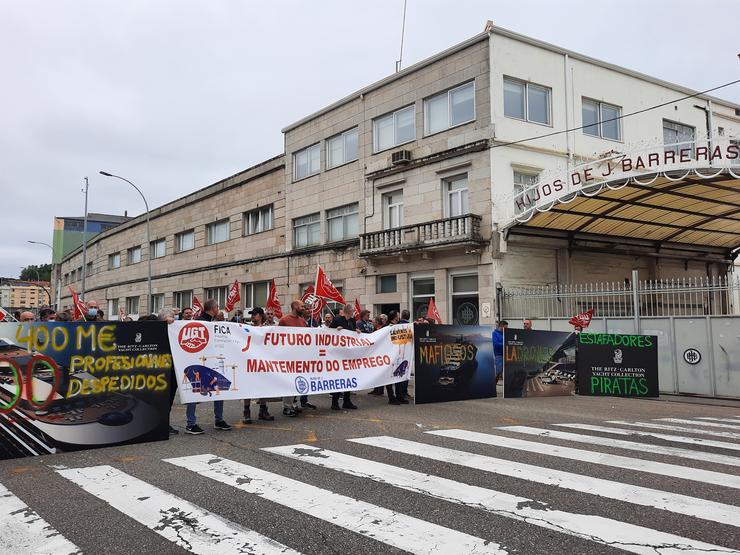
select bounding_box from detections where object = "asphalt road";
[2,390,740,554]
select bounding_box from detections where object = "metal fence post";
[631,269,640,333]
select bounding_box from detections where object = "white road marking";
[0,482,80,555]
[56,465,301,555]
[656,418,740,430]
[0,422,39,456]
[165,453,506,555]
[428,428,740,491]
[606,420,740,440]
[697,417,740,425]
[498,426,740,465]
[553,423,740,452]
[269,442,739,555]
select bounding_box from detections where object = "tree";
[20,264,52,282]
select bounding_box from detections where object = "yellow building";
[0,279,52,310]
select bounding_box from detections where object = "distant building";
[0,279,52,310]
[52,213,131,264]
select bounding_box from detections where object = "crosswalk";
[2,414,740,554]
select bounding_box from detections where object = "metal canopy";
[511,173,740,251]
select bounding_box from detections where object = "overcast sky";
[2,0,738,279]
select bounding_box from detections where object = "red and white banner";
[426,297,442,324]
[69,287,86,321]
[169,321,414,402]
[265,279,283,319]
[315,265,346,305]
[192,296,204,318]
[0,306,15,322]
[301,285,326,319]
[569,308,594,329]
[225,280,241,312]
[353,299,362,321]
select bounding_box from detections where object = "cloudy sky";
[2,0,738,278]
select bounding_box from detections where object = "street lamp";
[99,171,153,311]
[27,240,55,307]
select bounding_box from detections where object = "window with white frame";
[206,219,230,245]
[582,98,622,140]
[444,175,469,218]
[204,286,228,308]
[425,82,475,135]
[108,252,120,269]
[293,213,320,248]
[150,239,166,258]
[513,171,539,213]
[150,294,164,313]
[107,298,119,320]
[126,296,139,316]
[244,205,273,235]
[411,277,435,320]
[173,290,193,310]
[326,203,359,242]
[243,281,269,310]
[373,105,415,152]
[128,245,141,264]
[293,143,320,181]
[175,230,195,252]
[503,77,551,125]
[663,120,695,157]
[327,128,358,169]
[450,273,479,325]
[376,275,397,294]
[382,190,403,229]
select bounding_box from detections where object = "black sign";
[0,321,171,460]
[577,333,659,397]
[503,329,576,398]
[414,323,495,404]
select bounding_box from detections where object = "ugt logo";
[178,322,209,353]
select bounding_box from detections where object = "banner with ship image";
[0,321,171,460]
[413,323,496,404]
[169,321,414,402]
[503,328,577,398]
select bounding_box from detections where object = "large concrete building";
[55,23,740,328]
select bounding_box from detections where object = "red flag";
[0,306,12,322]
[426,297,442,324]
[301,285,326,319]
[353,299,362,321]
[569,308,594,329]
[314,265,346,305]
[225,280,241,312]
[192,296,204,318]
[265,279,283,319]
[69,287,87,321]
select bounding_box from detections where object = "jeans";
[186,401,224,427]
[494,355,504,376]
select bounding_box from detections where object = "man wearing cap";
[242,307,275,423]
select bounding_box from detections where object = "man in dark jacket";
[329,303,358,411]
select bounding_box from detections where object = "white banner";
[168,321,414,403]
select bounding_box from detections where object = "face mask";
[88,308,98,317]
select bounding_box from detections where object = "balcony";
[360,214,484,257]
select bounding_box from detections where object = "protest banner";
[169,321,413,402]
[503,328,576,398]
[577,333,659,397]
[414,323,495,404]
[0,321,171,460]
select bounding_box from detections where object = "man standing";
[385,310,407,405]
[523,319,533,330]
[181,307,194,320]
[19,311,35,322]
[278,300,309,417]
[184,299,232,434]
[493,320,508,383]
[85,299,100,321]
[242,308,275,423]
[329,303,358,411]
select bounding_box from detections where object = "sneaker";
[242,415,252,424]
[185,424,204,435]
[398,398,410,405]
[388,398,401,405]
[293,405,303,413]
[258,410,275,421]
[214,420,232,431]
[283,407,298,417]
[300,402,317,409]
[342,400,358,410]
[331,402,341,411]
[168,425,179,435]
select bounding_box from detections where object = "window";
[63,273,69,285]
[444,175,469,217]
[513,171,539,213]
[107,299,119,320]
[451,273,479,325]
[373,105,416,152]
[126,296,140,316]
[293,143,320,181]
[175,230,194,253]
[243,281,269,310]
[173,290,193,310]
[425,82,475,135]
[150,239,166,258]
[128,246,141,264]
[582,98,622,140]
[204,286,228,308]
[382,190,403,229]
[108,253,120,269]
[326,203,359,242]
[327,128,359,169]
[150,294,164,313]
[376,275,397,294]
[663,120,695,157]
[244,206,273,235]
[293,213,320,248]
[503,77,551,125]
[411,278,435,320]
[206,220,230,245]
[86,262,93,277]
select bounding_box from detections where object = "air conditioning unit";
[391,150,412,165]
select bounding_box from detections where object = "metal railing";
[360,214,483,255]
[499,274,740,319]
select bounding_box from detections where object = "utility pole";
[81,177,90,298]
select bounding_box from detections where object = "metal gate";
[497,271,740,399]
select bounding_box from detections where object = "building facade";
[0,279,52,311]
[55,23,740,324]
